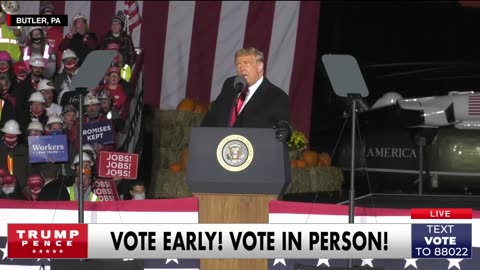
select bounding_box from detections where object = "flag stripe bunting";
[289,1,321,132]
[210,1,249,101]
[89,1,117,40]
[185,1,222,103]
[267,1,300,97]
[243,1,276,74]
[16,0,319,140]
[140,1,169,107]
[0,198,198,212]
[160,1,196,110]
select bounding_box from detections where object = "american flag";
[0,198,199,270]
[468,95,480,115]
[124,1,141,35]
[16,0,320,139]
[268,200,480,270]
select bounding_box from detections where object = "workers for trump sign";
[98,151,139,179]
[28,135,69,163]
[82,120,114,145]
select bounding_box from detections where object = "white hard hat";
[38,79,55,91]
[82,144,96,160]
[83,93,100,105]
[29,54,45,68]
[29,26,45,35]
[46,115,63,126]
[1,1,20,15]
[371,92,404,109]
[1,119,21,135]
[27,120,43,131]
[71,152,92,169]
[29,92,45,103]
[72,13,87,23]
[62,49,77,61]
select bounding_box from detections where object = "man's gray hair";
[235,47,264,63]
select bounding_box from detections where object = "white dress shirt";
[239,76,263,113]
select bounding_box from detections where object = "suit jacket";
[37,179,70,201]
[201,76,290,128]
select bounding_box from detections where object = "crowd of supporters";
[0,2,145,202]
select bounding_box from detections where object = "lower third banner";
[0,198,199,270]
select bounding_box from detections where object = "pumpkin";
[176,98,195,112]
[193,101,209,115]
[318,152,332,167]
[169,163,183,173]
[290,159,297,168]
[180,146,189,170]
[296,159,307,168]
[302,150,318,167]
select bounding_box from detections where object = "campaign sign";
[411,224,471,258]
[28,135,69,163]
[82,120,114,145]
[7,223,88,259]
[93,179,120,201]
[98,151,139,180]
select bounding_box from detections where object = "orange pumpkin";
[290,160,297,168]
[180,146,189,170]
[169,163,183,173]
[296,160,307,168]
[318,152,332,167]
[176,98,195,112]
[302,150,318,167]
[193,101,209,115]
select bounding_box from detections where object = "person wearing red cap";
[94,66,129,121]
[100,11,136,67]
[0,174,23,199]
[37,163,69,201]
[12,61,29,87]
[25,173,43,201]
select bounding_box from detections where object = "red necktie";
[229,88,249,127]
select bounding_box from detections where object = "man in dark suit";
[201,47,291,141]
[37,163,69,201]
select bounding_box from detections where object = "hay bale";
[155,110,203,128]
[149,169,192,198]
[285,167,344,194]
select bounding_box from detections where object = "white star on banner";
[317,259,330,267]
[361,259,374,267]
[447,259,463,270]
[273,259,286,266]
[404,259,418,269]
[165,259,179,264]
[0,242,8,260]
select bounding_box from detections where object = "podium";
[187,127,290,270]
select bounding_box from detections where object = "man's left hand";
[273,121,292,142]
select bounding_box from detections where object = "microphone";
[233,76,247,94]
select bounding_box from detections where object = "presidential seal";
[216,134,254,172]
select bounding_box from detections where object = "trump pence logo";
[216,134,254,172]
